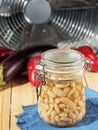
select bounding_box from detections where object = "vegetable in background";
[0,46,15,62]
[27,55,41,87]
[77,45,94,53]
[77,45,98,72]
[0,45,57,86]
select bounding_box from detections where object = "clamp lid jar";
[36,49,86,127]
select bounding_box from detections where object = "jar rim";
[41,48,85,67]
[35,49,85,74]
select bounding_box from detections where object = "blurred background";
[0,0,98,53]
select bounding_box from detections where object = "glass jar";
[36,49,86,127]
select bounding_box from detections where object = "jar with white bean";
[36,49,86,127]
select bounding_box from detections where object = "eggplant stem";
[0,65,6,86]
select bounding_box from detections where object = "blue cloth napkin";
[16,87,98,130]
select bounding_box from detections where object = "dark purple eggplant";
[0,45,57,86]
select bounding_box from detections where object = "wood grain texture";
[0,82,12,130]
[10,76,37,130]
[85,72,98,91]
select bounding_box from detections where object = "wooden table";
[0,72,98,130]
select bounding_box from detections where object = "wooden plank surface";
[0,82,12,130]
[0,72,98,130]
[85,72,98,91]
[10,76,37,130]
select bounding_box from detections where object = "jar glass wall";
[36,49,86,127]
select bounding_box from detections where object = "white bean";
[48,90,56,98]
[51,111,57,122]
[53,87,65,97]
[69,112,77,120]
[54,104,60,114]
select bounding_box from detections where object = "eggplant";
[0,45,57,86]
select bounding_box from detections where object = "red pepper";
[0,46,15,62]
[77,45,94,53]
[77,45,98,72]
[27,55,41,87]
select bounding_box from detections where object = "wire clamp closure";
[35,65,46,101]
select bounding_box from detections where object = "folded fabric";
[16,87,98,130]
